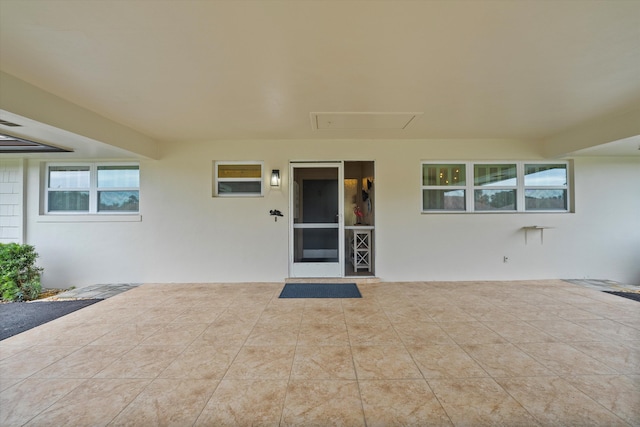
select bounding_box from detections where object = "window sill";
[37,214,142,223]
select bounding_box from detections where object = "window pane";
[97,166,140,188]
[48,191,90,212]
[422,164,465,186]
[474,164,517,186]
[525,164,567,186]
[218,181,262,194]
[218,164,262,179]
[49,166,90,188]
[525,189,567,210]
[474,189,516,211]
[98,191,139,212]
[423,189,465,211]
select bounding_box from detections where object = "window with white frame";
[473,163,518,211]
[422,163,466,211]
[214,161,263,197]
[46,163,139,213]
[422,161,569,213]
[523,164,568,211]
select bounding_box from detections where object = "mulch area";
[0,299,102,341]
[603,291,640,303]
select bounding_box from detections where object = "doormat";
[603,291,640,303]
[279,283,361,298]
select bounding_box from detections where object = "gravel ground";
[0,299,102,341]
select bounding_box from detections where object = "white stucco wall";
[23,139,640,288]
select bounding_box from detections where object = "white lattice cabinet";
[347,227,373,272]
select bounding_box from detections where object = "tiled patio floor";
[1,280,638,426]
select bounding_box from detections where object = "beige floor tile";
[499,306,565,321]
[573,318,640,341]
[569,340,640,374]
[81,307,142,325]
[360,379,452,426]
[620,339,640,351]
[462,343,554,378]
[516,342,617,375]
[525,319,608,342]
[428,377,540,426]
[616,318,640,330]
[347,322,402,346]
[459,305,520,322]
[281,380,365,427]
[424,306,476,322]
[0,376,22,393]
[195,379,288,426]
[216,306,263,325]
[190,321,253,347]
[88,323,165,346]
[393,322,456,346]
[169,306,227,323]
[0,345,79,379]
[2,281,638,427]
[131,306,187,324]
[439,321,507,345]
[301,305,346,324]
[95,345,184,378]
[352,345,422,379]
[576,303,639,320]
[407,344,488,379]
[383,306,433,323]
[292,346,356,380]
[224,346,295,379]
[110,378,218,426]
[139,322,208,346]
[496,376,629,426]
[481,321,557,344]
[0,378,84,426]
[554,307,606,320]
[159,345,240,379]
[0,322,67,347]
[564,374,640,425]
[343,309,390,325]
[298,322,350,346]
[34,322,114,346]
[246,323,300,346]
[0,344,30,361]
[258,308,304,325]
[26,378,150,426]
[33,345,132,379]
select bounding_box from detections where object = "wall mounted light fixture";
[270,169,281,187]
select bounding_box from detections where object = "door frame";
[289,161,345,278]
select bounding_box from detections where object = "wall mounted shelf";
[522,226,554,244]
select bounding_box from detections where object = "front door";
[290,163,344,277]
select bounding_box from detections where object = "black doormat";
[0,299,102,341]
[279,283,361,298]
[603,291,640,303]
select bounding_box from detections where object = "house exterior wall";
[0,158,24,244]
[23,139,640,288]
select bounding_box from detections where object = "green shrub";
[0,243,43,302]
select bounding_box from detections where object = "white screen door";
[290,163,344,277]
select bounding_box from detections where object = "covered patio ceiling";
[0,0,639,158]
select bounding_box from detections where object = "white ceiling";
[0,0,639,155]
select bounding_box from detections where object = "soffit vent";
[311,112,422,130]
[0,119,23,127]
[0,133,72,153]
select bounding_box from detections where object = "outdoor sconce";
[270,169,281,187]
